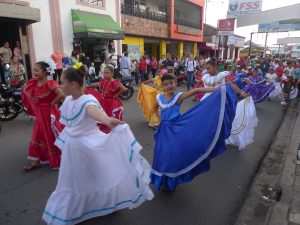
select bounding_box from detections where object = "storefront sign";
[258,22,300,32]
[218,19,235,35]
[128,45,140,61]
[76,0,104,8]
[227,0,262,18]
[227,35,245,47]
[178,25,201,36]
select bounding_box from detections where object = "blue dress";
[151,84,237,191]
[235,72,245,90]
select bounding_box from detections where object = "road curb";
[234,100,300,225]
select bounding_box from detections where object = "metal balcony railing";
[174,17,201,29]
[121,4,167,23]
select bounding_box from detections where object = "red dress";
[22,79,63,168]
[85,79,123,133]
[194,74,205,100]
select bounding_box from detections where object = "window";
[174,0,202,29]
[76,0,105,8]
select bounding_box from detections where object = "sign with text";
[227,35,245,47]
[258,22,300,33]
[218,19,235,35]
[227,0,262,18]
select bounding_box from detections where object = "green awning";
[71,9,124,40]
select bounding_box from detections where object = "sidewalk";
[235,99,300,225]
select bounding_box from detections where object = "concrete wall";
[23,0,54,61]
[24,0,119,61]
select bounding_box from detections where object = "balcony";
[121,4,167,23]
[174,18,201,29]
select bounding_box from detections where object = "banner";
[218,19,235,35]
[227,35,245,47]
[258,22,300,33]
[227,0,262,18]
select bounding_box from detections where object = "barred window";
[76,0,105,8]
[174,0,202,29]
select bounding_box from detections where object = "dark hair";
[206,60,217,67]
[63,65,88,87]
[35,61,50,75]
[124,52,128,57]
[161,73,176,83]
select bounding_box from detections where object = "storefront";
[71,9,124,64]
[0,1,40,79]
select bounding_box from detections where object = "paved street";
[0,92,284,225]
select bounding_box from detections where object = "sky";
[205,0,300,46]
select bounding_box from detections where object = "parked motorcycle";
[0,65,26,121]
[118,71,134,100]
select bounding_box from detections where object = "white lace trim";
[151,85,227,177]
[156,92,183,109]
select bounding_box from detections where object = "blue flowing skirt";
[151,85,237,191]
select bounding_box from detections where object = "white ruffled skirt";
[43,124,154,225]
[226,97,258,150]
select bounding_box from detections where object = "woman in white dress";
[266,67,281,98]
[43,66,154,225]
[202,61,258,150]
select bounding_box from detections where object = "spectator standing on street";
[0,41,12,82]
[51,52,64,83]
[150,56,158,78]
[159,55,165,65]
[139,56,147,81]
[131,59,139,85]
[185,54,197,90]
[146,55,151,78]
[286,61,295,78]
[13,41,23,64]
[10,56,26,88]
[120,52,131,77]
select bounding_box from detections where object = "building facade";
[121,0,204,60]
[0,0,123,78]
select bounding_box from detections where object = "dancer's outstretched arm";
[177,86,218,104]
[87,105,124,129]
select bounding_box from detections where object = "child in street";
[43,66,153,225]
[151,74,238,191]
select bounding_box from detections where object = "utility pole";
[263,32,269,58]
[248,32,253,57]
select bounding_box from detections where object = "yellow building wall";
[160,40,166,59]
[122,36,144,58]
[178,42,184,59]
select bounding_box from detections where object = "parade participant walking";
[22,62,64,170]
[86,65,126,133]
[137,69,167,128]
[201,61,257,150]
[185,54,197,91]
[151,74,236,191]
[266,67,281,98]
[43,66,153,225]
[243,68,275,104]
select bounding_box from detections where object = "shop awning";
[0,3,40,24]
[71,9,124,40]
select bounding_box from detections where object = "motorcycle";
[117,71,134,100]
[0,65,26,121]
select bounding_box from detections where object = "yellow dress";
[137,76,163,127]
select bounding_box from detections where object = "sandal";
[23,163,42,171]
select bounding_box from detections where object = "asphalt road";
[0,91,284,225]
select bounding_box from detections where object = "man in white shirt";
[185,54,197,90]
[120,52,131,77]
